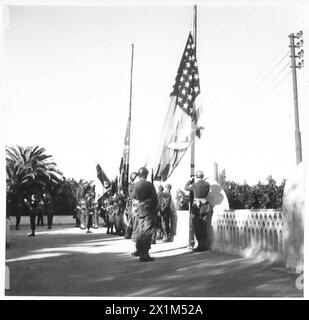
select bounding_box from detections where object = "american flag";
[151,32,204,181]
[171,32,202,138]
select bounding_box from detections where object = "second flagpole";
[127,44,134,187]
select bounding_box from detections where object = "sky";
[2,0,308,192]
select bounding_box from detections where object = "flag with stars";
[151,32,204,181]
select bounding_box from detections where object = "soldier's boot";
[139,252,155,262]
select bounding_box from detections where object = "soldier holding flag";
[185,170,212,251]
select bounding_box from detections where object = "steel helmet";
[138,167,149,178]
[196,170,204,179]
[165,184,172,190]
[130,172,138,182]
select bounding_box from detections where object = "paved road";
[5,224,302,297]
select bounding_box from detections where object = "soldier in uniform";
[132,167,158,262]
[27,194,37,237]
[155,185,164,240]
[164,184,177,242]
[85,192,94,233]
[185,170,212,251]
[77,197,87,229]
[36,198,45,227]
[124,172,137,239]
[44,192,54,229]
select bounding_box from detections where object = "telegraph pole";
[289,31,304,164]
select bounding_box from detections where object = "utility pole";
[289,31,304,165]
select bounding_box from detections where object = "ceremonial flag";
[96,164,111,187]
[119,114,130,194]
[152,32,203,181]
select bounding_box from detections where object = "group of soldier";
[22,192,54,236]
[72,166,213,262]
[124,167,213,261]
[17,166,214,262]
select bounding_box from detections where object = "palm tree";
[6,145,63,214]
[67,178,93,207]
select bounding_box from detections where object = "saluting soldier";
[132,167,158,262]
[184,170,212,251]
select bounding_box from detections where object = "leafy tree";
[51,178,94,215]
[6,145,62,216]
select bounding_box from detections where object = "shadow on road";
[6,225,303,297]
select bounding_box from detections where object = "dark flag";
[96,164,111,187]
[119,113,130,194]
[151,32,203,181]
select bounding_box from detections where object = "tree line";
[6,145,118,217]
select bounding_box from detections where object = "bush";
[175,175,285,210]
[222,176,285,209]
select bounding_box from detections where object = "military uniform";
[155,187,164,240]
[185,178,212,251]
[27,195,37,236]
[85,195,94,233]
[36,199,45,226]
[124,183,135,239]
[160,192,172,241]
[133,177,158,261]
[77,198,87,229]
[44,193,54,229]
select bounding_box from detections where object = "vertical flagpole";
[190,5,197,177]
[127,44,134,184]
[188,5,197,249]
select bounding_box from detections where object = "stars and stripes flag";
[152,32,204,181]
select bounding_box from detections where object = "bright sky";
[2,0,307,190]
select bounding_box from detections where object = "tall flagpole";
[190,5,197,177]
[127,44,134,183]
[188,5,197,249]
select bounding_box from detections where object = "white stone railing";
[212,209,285,262]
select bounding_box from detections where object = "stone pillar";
[282,162,304,270]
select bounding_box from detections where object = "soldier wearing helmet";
[160,183,177,243]
[124,171,138,239]
[184,170,212,251]
[131,167,158,262]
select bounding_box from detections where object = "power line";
[237,61,290,115]
[243,71,291,116]
[234,48,290,110]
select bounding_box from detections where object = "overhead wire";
[233,45,290,114]
[239,63,291,116]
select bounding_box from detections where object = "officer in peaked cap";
[131,167,158,262]
[185,170,212,251]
